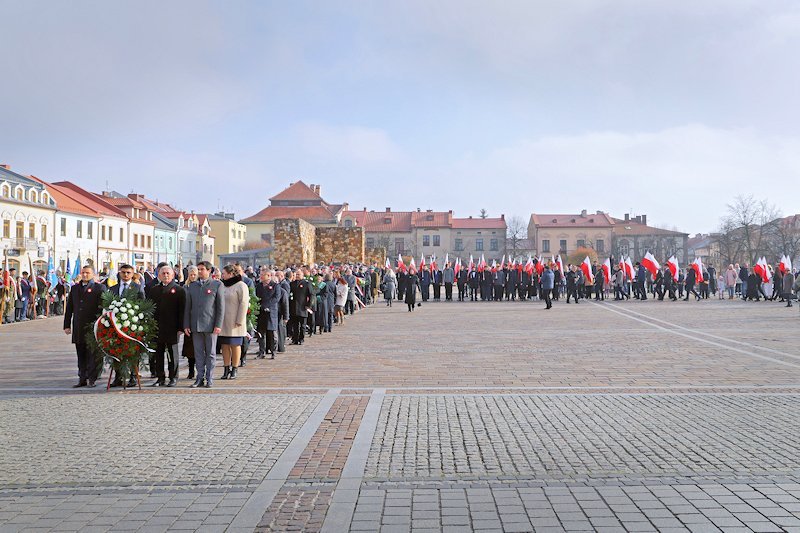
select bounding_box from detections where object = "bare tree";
[721,195,781,264]
[765,215,800,262]
[505,215,526,260]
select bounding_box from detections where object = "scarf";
[222,275,242,287]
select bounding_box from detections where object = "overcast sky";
[2,0,799,233]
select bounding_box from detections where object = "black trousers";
[258,329,276,355]
[433,284,441,300]
[75,343,97,383]
[444,282,453,300]
[155,341,178,381]
[566,287,579,303]
[469,286,478,300]
[421,284,430,301]
[457,283,466,301]
[544,291,552,308]
[289,316,305,343]
[493,285,503,300]
[277,318,287,352]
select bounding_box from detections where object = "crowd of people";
[58,260,381,389]
[2,252,798,389]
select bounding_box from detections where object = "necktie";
[122,282,128,295]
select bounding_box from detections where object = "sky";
[2,0,800,233]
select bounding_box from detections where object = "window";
[41,224,47,241]
[1,184,9,197]
[2,219,9,238]
[76,220,82,238]
[559,239,567,252]
[384,218,392,224]
[475,238,484,251]
[146,235,151,249]
[231,228,236,237]
[455,239,463,251]
[433,235,440,246]
[261,233,271,244]
[577,239,585,248]
[59,217,67,237]
[394,238,404,254]
[134,234,139,247]
[490,239,498,251]
[617,239,629,256]
[423,235,430,246]
[15,188,23,201]
[366,237,374,249]
[87,222,93,239]
[542,239,550,253]
[119,227,124,242]
[16,221,24,239]
[28,223,35,239]
[344,219,352,228]
[597,239,605,253]
[168,237,173,249]
[29,190,37,203]
[101,225,106,240]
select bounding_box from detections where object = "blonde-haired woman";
[219,264,249,380]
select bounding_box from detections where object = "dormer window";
[344,219,352,228]
[15,187,23,201]
[1,184,9,197]
[41,192,49,204]
[426,215,434,221]
[28,190,38,203]
[384,218,391,224]
[551,218,557,223]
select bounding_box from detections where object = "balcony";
[10,238,39,251]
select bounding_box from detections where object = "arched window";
[15,187,24,201]
[28,190,38,203]
[344,219,353,228]
[41,192,50,205]
[1,184,10,198]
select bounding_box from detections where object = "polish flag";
[491,259,497,272]
[454,257,461,276]
[419,254,426,270]
[642,251,660,277]
[580,256,594,284]
[479,253,486,272]
[618,256,626,278]
[692,257,704,283]
[469,254,475,273]
[536,256,545,275]
[397,253,406,272]
[431,254,437,272]
[409,256,416,270]
[444,253,449,267]
[525,255,534,275]
[667,256,679,282]
[556,254,564,273]
[499,254,506,270]
[510,257,515,270]
[602,257,611,284]
[779,254,792,274]
[624,257,635,280]
[384,257,390,269]
[758,257,772,283]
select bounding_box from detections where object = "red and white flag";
[409,255,416,270]
[525,255,534,275]
[478,253,486,272]
[444,253,449,267]
[384,257,390,269]
[602,257,611,284]
[556,254,564,273]
[454,257,461,276]
[431,254,437,272]
[692,257,704,283]
[499,254,506,270]
[397,253,406,272]
[667,256,679,282]
[491,259,497,272]
[580,256,594,284]
[779,254,792,274]
[642,251,660,277]
[419,254,426,270]
[536,256,545,275]
[469,254,475,273]
[624,257,635,280]
[758,257,771,282]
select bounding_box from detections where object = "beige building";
[206,212,247,267]
[240,181,346,247]
[528,210,615,259]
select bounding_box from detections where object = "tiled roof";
[344,210,414,232]
[411,211,452,227]
[241,205,341,224]
[530,212,616,228]
[28,176,97,217]
[611,218,687,236]
[51,181,128,218]
[102,196,146,209]
[452,217,506,229]
[269,180,322,202]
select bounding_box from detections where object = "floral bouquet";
[86,289,157,389]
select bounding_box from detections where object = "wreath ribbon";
[94,309,154,361]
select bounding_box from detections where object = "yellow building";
[206,212,247,267]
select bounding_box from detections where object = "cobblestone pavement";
[1,299,799,531]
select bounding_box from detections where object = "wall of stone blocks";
[315,227,365,264]
[365,247,387,267]
[273,218,316,266]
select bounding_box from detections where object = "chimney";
[500,214,505,220]
[0,164,9,170]
[315,185,321,195]
[624,213,630,222]
[426,209,433,212]
[417,208,421,212]
[469,216,473,219]
[641,214,647,226]
[581,209,587,217]
[596,210,603,215]
[385,207,391,213]
[635,215,642,223]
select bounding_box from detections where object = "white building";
[0,165,56,275]
[97,192,156,269]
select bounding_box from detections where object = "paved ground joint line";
[595,301,800,369]
[228,388,341,529]
[321,388,385,533]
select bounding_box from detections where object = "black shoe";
[166,378,177,387]
[230,367,238,379]
[257,353,266,359]
[150,380,165,387]
[72,381,87,388]
[240,355,247,367]
[187,371,195,380]
[220,366,231,380]
[110,379,122,388]
[127,377,137,388]
[87,381,97,388]
[270,352,276,359]
[190,380,204,388]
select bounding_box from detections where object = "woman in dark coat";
[404,268,421,312]
[255,269,281,358]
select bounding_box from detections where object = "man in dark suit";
[148,265,185,387]
[108,264,146,387]
[255,268,281,359]
[289,271,312,345]
[183,261,224,388]
[63,265,107,388]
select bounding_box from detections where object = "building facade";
[240,181,346,247]
[0,165,56,275]
[611,214,689,264]
[97,192,156,269]
[528,210,615,260]
[206,212,247,267]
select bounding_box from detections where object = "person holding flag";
[442,255,454,301]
